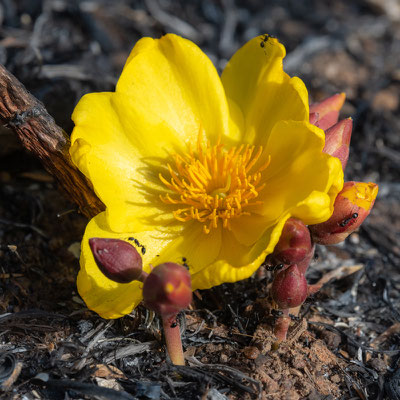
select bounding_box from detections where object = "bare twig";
[0,64,104,218]
[103,341,156,364]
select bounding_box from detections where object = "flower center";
[159,141,270,234]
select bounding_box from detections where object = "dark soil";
[1,1,399,399]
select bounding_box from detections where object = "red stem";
[161,314,185,365]
[272,309,291,350]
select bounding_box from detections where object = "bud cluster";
[268,93,378,344]
[265,218,313,311]
[89,238,192,316]
[88,237,192,365]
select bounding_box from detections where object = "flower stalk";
[142,262,192,365]
[161,314,185,366]
[272,309,291,349]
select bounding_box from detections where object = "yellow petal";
[221,35,308,145]
[291,156,343,224]
[191,215,290,290]
[229,214,274,247]
[259,121,343,224]
[340,181,379,211]
[155,222,222,276]
[117,33,230,144]
[71,34,234,232]
[70,93,178,233]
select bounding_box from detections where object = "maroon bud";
[310,93,346,130]
[309,181,379,245]
[271,265,308,309]
[272,218,312,265]
[89,238,143,284]
[143,263,192,317]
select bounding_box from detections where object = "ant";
[259,33,276,49]
[271,309,283,318]
[128,237,147,256]
[289,314,301,322]
[181,257,189,270]
[339,213,358,227]
[266,263,284,272]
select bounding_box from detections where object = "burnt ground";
[0,1,399,399]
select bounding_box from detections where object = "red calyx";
[273,218,312,264]
[143,263,192,317]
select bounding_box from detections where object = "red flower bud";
[309,181,379,245]
[271,218,312,265]
[310,93,346,131]
[271,264,308,309]
[323,118,352,170]
[143,263,192,317]
[89,238,143,284]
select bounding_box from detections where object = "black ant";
[339,213,358,227]
[260,33,276,49]
[289,314,301,321]
[260,34,270,48]
[266,263,284,272]
[271,309,283,318]
[128,237,147,255]
[181,257,189,270]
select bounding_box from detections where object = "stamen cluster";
[160,141,269,233]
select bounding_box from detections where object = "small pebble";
[243,346,260,360]
[255,354,269,368]
[373,87,399,111]
[280,379,293,390]
[330,374,341,383]
[321,330,341,350]
[369,357,387,373]
[219,353,228,363]
[271,372,281,380]
[283,389,299,400]
[291,357,306,369]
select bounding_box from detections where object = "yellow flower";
[70,34,343,319]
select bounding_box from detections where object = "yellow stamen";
[160,139,270,233]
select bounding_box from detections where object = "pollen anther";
[160,141,269,234]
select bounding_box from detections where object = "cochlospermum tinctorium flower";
[70,34,343,318]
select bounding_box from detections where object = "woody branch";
[0,64,104,218]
